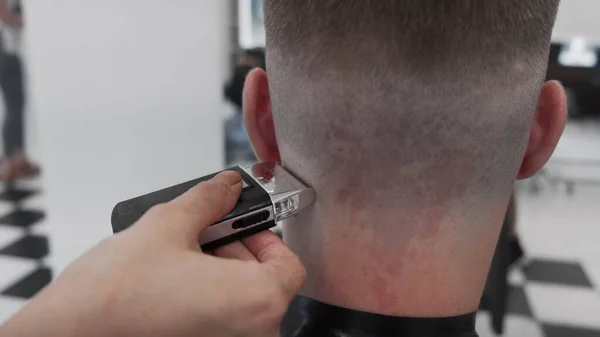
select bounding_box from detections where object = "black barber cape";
[281,296,478,337]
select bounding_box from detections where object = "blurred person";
[0,0,39,181]
[506,191,524,265]
[224,48,266,163]
[240,0,566,335]
[225,48,266,110]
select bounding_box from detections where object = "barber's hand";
[1,171,306,337]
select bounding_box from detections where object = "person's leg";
[1,54,24,156]
[0,53,37,180]
[0,53,21,180]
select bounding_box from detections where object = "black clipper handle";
[111,166,274,250]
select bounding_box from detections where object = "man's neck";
[283,204,506,318]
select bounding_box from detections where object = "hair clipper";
[111,163,315,250]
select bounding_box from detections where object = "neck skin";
[283,199,509,318]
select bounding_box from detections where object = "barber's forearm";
[0,172,305,337]
[0,287,99,337]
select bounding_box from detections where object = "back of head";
[250,0,565,316]
[264,0,559,229]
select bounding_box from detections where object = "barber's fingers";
[242,231,306,300]
[148,171,242,242]
[214,241,258,261]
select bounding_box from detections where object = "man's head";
[245,0,564,221]
[241,0,566,315]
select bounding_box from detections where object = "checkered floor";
[0,183,50,324]
[0,184,599,336]
[477,259,600,337]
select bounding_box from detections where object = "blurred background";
[0,1,597,336]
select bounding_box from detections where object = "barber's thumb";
[168,171,243,241]
[243,232,307,299]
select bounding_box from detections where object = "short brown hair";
[265,1,559,73]
[263,0,560,223]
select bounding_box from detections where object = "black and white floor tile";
[477,259,600,336]
[0,182,50,324]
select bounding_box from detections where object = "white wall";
[554,0,600,44]
[23,0,230,273]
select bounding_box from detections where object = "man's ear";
[243,68,281,163]
[518,80,568,179]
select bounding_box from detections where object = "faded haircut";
[263,1,560,219]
